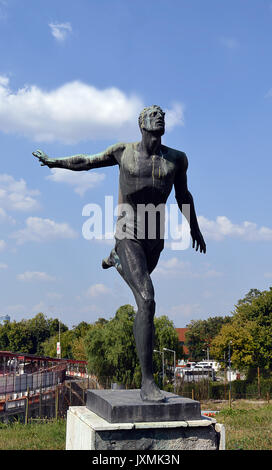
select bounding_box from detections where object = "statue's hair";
[138,105,165,129]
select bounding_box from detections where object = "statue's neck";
[140,130,162,156]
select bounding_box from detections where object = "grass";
[0,419,66,450]
[0,401,272,450]
[201,400,272,450]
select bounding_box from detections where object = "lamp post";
[153,349,164,388]
[228,341,232,407]
[163,348,176,393]
[202,346,210,361]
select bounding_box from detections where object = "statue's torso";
[115,142,185,241]
[119,142,180,206]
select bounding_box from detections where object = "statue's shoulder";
[105,142,127,154]
[162,145,188,169]
[104,142,128,164]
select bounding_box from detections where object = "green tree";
[84,306,181,388]
[28,313,67,355]
[153,315,183,381]
[0,320,11,350]
[0,313,68,355]
[210,320,257,369]
[84,305,138,387]
[210,288,272,372]
[71,321,93,339]
[72,336,88,361]
[7,321,33,353]
[185,316,231,361]
[237,288,262,306]
[41,330,75,359]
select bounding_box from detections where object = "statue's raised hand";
[32,150,54,168]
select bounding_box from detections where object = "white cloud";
[154,257,190,277]
[86,283,112,298]
[11,216,77,245]
[198,215,272,242]
[0,77,184,143]
[0,240,6,251]
[0,174,40,212]
[17,271,56,282]
[49,22,72,42]
[0,262,7,269]
[154,257,222,279]
[47,168,105,196]
[0,207,15,224]
[164,102,185,130]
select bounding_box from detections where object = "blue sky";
[1,0,272,328]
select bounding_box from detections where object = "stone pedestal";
[86,389,202,423]
[66,405,225,450]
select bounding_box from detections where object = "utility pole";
[229,341,232,407]
[163,348,176,394]
[153,349,165,388]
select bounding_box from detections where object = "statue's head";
[138,105,165,135]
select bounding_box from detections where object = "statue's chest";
[120,151,175,184]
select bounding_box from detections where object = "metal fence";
[0,374,99,423]
[0,366,66,396]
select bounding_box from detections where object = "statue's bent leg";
[115,238,165,402]
[102,247,123,276]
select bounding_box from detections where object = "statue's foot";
[102,256,113,269]
[102,249,122,273]
[140,379,165,402]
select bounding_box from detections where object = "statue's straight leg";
[115,238,164,401]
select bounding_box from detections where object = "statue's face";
[141,107,165,135]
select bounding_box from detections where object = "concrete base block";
[66,406,225,450]
[86,389,201,423]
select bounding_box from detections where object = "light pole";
[229,341,232,406]
[202,346,210,361]
[50,304,61,359]
[163,348,176,393]
[153,349,164,388]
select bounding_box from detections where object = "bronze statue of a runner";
[33,105,206,402]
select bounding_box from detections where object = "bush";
[210,378,272,400]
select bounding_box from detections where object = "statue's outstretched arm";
[174,154,206,254]
[33,143,125,171]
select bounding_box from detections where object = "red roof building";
[176,328,189,356]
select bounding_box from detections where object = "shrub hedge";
[174,378,272,400]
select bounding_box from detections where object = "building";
[0,315,10,325]
[175,328,189,356]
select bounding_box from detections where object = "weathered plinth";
[86,389,201,423]
[66,391,225,450]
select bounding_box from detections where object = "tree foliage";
[185,316,231,361]
[84,306,182,388]
[0,313,68,355]
[210,288,272,371]
[84,305,138,387]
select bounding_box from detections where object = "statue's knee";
[138,297,155,317]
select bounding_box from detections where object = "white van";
[196,361,220,371]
